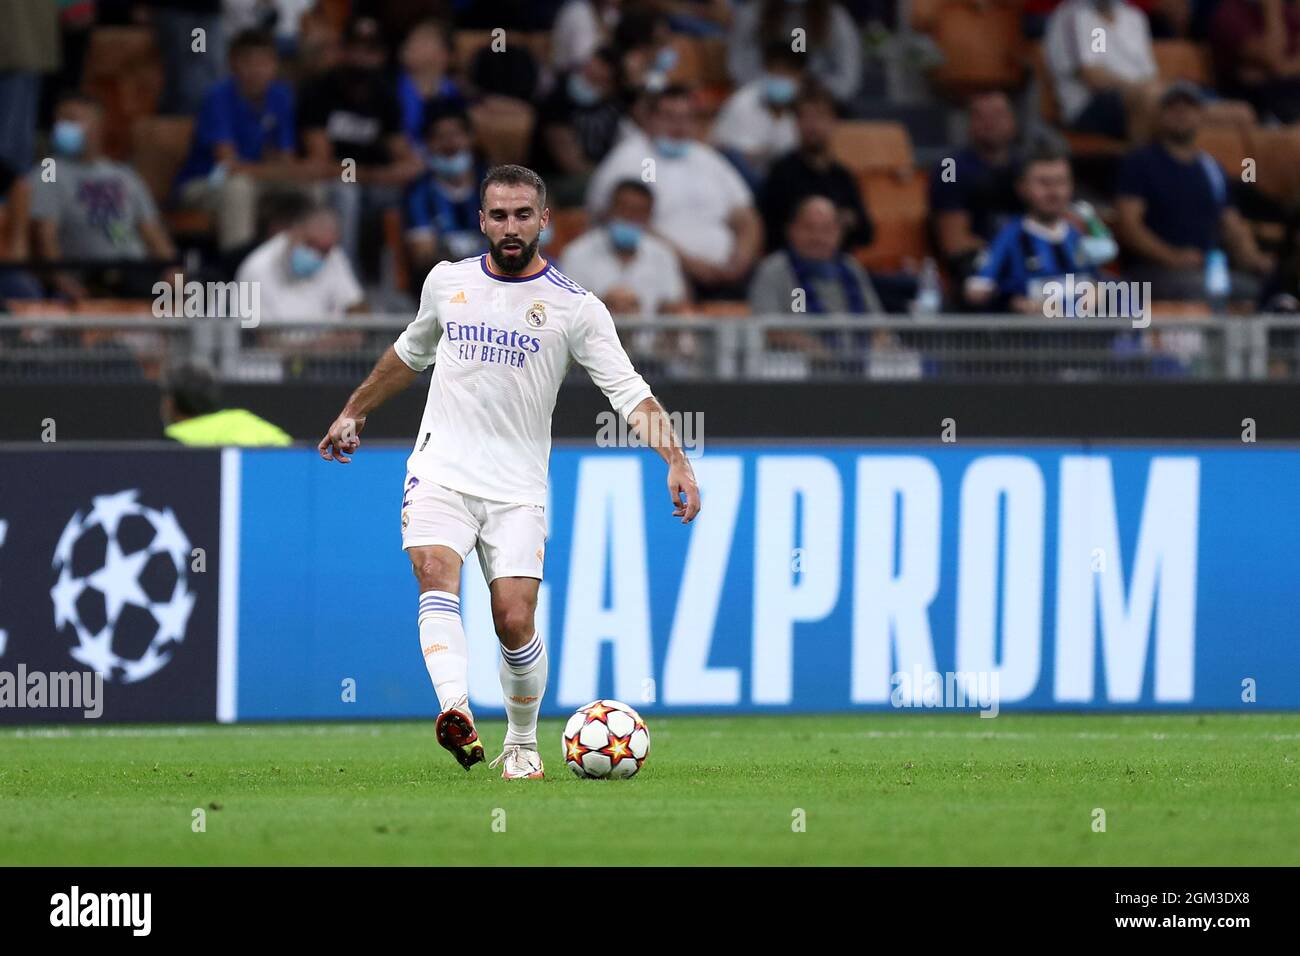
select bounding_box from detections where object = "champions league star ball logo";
[49,490,197,684]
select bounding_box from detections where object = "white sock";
[418,590,469,714]
[498,632,547,746]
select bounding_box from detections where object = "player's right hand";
[318,414,366,463]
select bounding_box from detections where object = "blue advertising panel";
[233,443,1300,720]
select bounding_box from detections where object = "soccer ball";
[563,699,650,779]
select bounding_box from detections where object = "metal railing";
[0,311,1289,383]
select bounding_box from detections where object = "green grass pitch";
[2,713,1297,866]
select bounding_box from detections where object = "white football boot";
[489,743,544,779]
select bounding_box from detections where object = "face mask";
[567,72,602,107]
[290,244,326,278]
[52,120,86,157]
[428,149,472,178]
[654,47,679,74]
[763,75,798,106]
[654,136,690,159]
[608,220,643,252]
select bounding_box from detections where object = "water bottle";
[1072,200,1117,266]
[913,257,942,316]
[1204,248,1230,314]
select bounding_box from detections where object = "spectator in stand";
[29,94,178,300]
[176,28,303,254]
[1114,82,1274,301]
[0,0,59,175]
[404,105,488,277]
[397,19,464,149]
[300,16,424,276]
[1046,0,1251,141]
[552,0,622,72]
[531,46,629,205]
[141,1,227,115]
[1044,0,1163,140]
[759,80,873,254]
[728,0,862,105]
[929,90,1024,307]
[1211,0,1300,123]
[1024,0,1190,39]
[0,160,42,303]
[223,0,316,57]
[235,202,365,332]
[587,84,763,298]
[161,360,292,447]
[964,145,1097,314]
[563,179,690,316]
[711,39,805,191]
[750,195,883,316]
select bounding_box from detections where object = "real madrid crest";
[525,301,547,328]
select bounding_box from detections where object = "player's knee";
[493,603,535,647]
[411,554,457,592]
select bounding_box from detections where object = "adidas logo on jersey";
[449,290,467,304]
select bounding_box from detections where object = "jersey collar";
[479,254,553,283]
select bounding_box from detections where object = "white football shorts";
[400,473,547,582]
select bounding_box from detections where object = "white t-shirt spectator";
[710,80,799,172]
[1044,0,1156,125]
[560,226,688,316]
[552,0,612,71]
[235,231,364,322]
[586,132,754,266]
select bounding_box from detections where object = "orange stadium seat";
[1152,40,1211,87]
[546,208,590,260]
[856,171,929,273]
[82,27,164,159]
[130,116,214,236]
[468,97,537,165]
[830,121,913,176]
[927,0,1026,94]
[1194,122,1250,180]
[1242,125,1300,204]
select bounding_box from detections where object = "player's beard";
[488,233,540,275]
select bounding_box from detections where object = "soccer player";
[318,164,701,779]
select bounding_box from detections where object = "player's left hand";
[318,414,366,463]
[668,460,701,524]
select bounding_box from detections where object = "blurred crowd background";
[5,0,1300,381]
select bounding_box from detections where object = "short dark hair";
[611,179,654,206]
[479,164,548,211]
[230,28,276,58]
[421,101,471,139]
[1020,140,1072,176]
[163,361,221,418]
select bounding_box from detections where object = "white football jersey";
[393,254,654,505]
